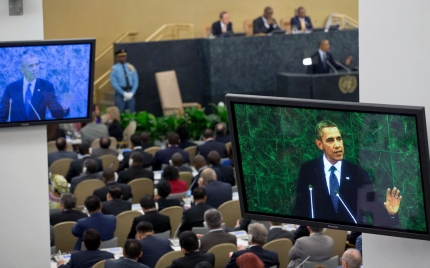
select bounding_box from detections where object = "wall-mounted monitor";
[0,39,95,128]
[226,94,430,240]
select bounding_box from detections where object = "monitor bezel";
[226,93,430,241]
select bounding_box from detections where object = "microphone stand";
[335,60,351,73]
[326,60,338,74]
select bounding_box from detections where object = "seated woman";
[162,166,188,194]
[94,104,102,123]
[106,106,123,142]
[49,175,69,209]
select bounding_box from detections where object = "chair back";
[153,230,171,239]
[243,19,254,36]
[155,70,184,115]
[303,255,339,268]
[82,237,118,251]
[74,179,105,207]
[202,23,212,37]
[54,221,77,252]
[208,243,238,268]
[48,141,74,153]
[218,200,240,228]
[263,238,293,268]
[99,154,120,171]
[92,260,107,268]
[128,178,154,203]
[324,228,348,265]
[184,146,197,166]
[166,190,188,200]
[115,210,143,247]
[154,251,184,268]
[122,121,137,148]
[91,137,117,150]
[160,206,183,238]
[179,172,193,187]
[50,158,73,176]
[191,227,208,236]
[279,17,292,33]
[144,146,162,157]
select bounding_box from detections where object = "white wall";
[360,0,430,266]
[0,1,49,268]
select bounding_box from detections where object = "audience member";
[253,7,278,34]
[94,104,102,123]
[128,195,171,239]
[225,223,279,268]
[50,193,87,226]
[152,132,190,170]
[214,122,230,144]
[221,146,233,167]
[266,222,294,243]
[170,231,215,268]
[293,225,310,241]
[49,175,69,209]
[72,196,116,251]
[171,152,193,172]
[136,221,173,268]
[347,231,362,247]
[190,155,223,190]
[106,106,123,142]
[236,253,264,268]
[199,209,236,252]
[355,235,362,256]
[198,168,232,208]
[70,158,103,194]
[212,11,233,36]
[118,152,154,184]
[105,239,148,268]
[155,179,181,211]
[207,151,235,186]
[175,126,197,149]
[48,137,77,166]
[226,218,252,232]
[140,131,153,150]
[179,187,212,233]
[307,39,353,74]
[65,143,102,182]
[50,225,55,247]
[94,168,132,201]
[47,124,66,141]
[102,186,132,216]
[290,6,313,32]
[197,129,227,160]
[162,166,188,193]
[91,136,118,157]
[195,262,214,268]
[81,112,109,145]
[341,249,362,268]
[287,226,333,268]
[118,134,153,171]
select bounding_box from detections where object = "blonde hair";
[106,106,121,122]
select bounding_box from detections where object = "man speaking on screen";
[0,52,71,122]
[292,120,402,227]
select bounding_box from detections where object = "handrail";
[325,14,358,29]
[94,69,111,86]
[95,31,139,62]
[145,24,193,42]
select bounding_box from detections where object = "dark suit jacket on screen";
[91,147,118,157]
[290,15,313,31]
[65,156,103,182]
[128,210,171,239]
[119,149,153,171]
[225,246,279,268]
[197,140,227,160]
[105,258,148,268]
[70,173,103,194]
[102,199,132,216]
[48,151,78,167]
[199,230,237,253]
[205,180,232,208]
[169,251,215,268]
[118,166,154,184]
[93,181,133,202]
[157,197,181,212]
[253,17,278,34]
[58,250,114,268]
[287,233,333,268]
[50,209,88,226]
[267,227,294,243]
[152,146,189,171]
[211,21,233,36]
[138,235,173,268]
[178,202,212,233]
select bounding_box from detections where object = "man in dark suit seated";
[105,239,148,268]
[65,143,103,182]
[253,7,279,35]
[175,126,197,150]
[153,132,190,170]
[171,153,193,173]
[118,152,154,184]
[198,168,232,209]
[197,129,227,160]
[118,134,153,171]
[91,136,118,157]
[307,39,353,74]
[48,137,77,166]
[94,168,132,202]
[266,222,294,243]
[190,155,223,191]
[199,209,236,253]
[208,151,235,186]
[72,196,116,251]
[102,186,132,216]
[225,223,279,268]
[290,6,313,32]
[155,179,181,211]
[50,193,88,226]
[70,159,103,194]
[136,221,173,268]
[140,132,153,150]
[179,187,212,233]
[170,231,215,268]
[211,11,233,36]
[57,229,114,268]
[214,123,230,144]
[128,195,171,239]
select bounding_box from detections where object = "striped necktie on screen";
[329,165,340,212]
[25,83,32,119]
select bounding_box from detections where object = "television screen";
[226,94,430,240]
[0,39,95,127]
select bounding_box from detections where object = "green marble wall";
[234,103,426,232]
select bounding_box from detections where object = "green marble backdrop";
[234,103,426,232]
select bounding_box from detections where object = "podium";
[277,72,359,102]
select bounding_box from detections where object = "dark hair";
[84,195,101,213]
[83,158,98,174]
[103,168,115,182]
[219,11,227,19]
[60,193,76,209]
[179,231,199,252]
[193,187,206,200]
[123,239,142,259]
[264,6,272,12]
[83,229,101,250]
[318,39,329,48]
[162,166,180,181]
[175,125,189,142]
[167,132,180,145]
[78,143,91,155]
[136,221,154,234]
[297,6,305,12]
[130,152,143,165]
[308,226,324,233]
[315,120,338,140]
[171,152,184,166]
[207,151,221,165]
[131,134,142,146]
[108,186,123,199]
[203,129,214,139]
[140,131,151,144]
[156,180,171,198]
[236,253,264,268]
[140,195,156,209]
[56,137,67,151]
[100,137,111,149]
[195,262,214,268]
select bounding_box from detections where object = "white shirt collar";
[198,166,208,172]
[323,154,342,194]
[261,16,269,28]
[23,78,36,103]
[133,146,142,150]
[270,226,283,230]
[220,21,226,28]
[209,228,223,233]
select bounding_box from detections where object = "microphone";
[28,100,41,120]
[8,99,12,122]
[325,59,338,74]
[335,60,351,73]
[334,191,357,224]
[298,254,312,268]
[309,185,314,219]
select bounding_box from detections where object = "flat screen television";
[0,39,95,127]
[226,93,430,240]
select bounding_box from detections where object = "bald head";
[171,153,184,167]
[201,168,217,184]
[342,249,362,268]
[194,155,207,170]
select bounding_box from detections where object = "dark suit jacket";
[190,166,224,191]
[93,181,133,202]
[72,212,116,251]
[152,147,190,171]
[102,199,132,216]
[128,210,171,239]
[50,209,88,226]
[215,135,231,144]
[307,51,343,74]
[58,250,114,268]
[48,150,78,167]
[118,166,154,184]
[138,235,173,268]
[290,15,313,31]
[70,173,103,194]
[119,149,153,171]
[65,156,103,182]
[179,202,212,233]
[108,120,123,142]
[91,147,118,157]
[105,258,148,268]
[197,140,227,160]
[199,230,237,253]
[170,251,215,268]
[157,197,181,211]
[205,180,232,208]
[253,17,278,34]
[293,157,399,227]
[211,21,233,36]
[225,246,279,268]
[178,140,197,150]
[0,78,67,122]
[267,227,294,243]
[213,164,235,186]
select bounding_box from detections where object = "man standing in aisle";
[110,49,139,113]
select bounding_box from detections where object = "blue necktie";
[329,165,340,212]
[25,83,32,119]
[322,53,327,70]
